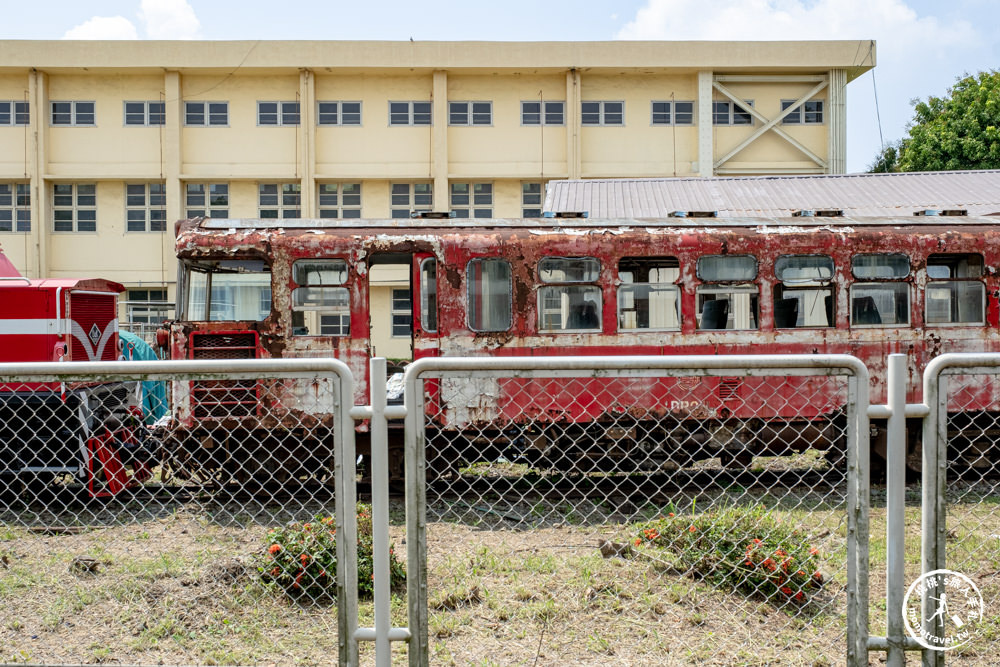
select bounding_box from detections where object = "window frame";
[0,101,30,126]
[521,181,543,217]
[696,254,759,331]
[318,182,362,219]
[420,257,438,333]
[258,182,302,218]
[291,258,351,337]
[773,254,835,329]
[450,182,493,219]
[781,99,825,125]
[125,183,167,233]
[52,183,97,233]
[391,287,413,338]
[390,182,433,219]
[537,256,603,333]
[316,101,362,126]
[581,100,625,126]
[850,253,911,327]
[0,183,30,233]
[617,257,681,332]
[50,101,95,127]
[650,100,694,126]
[388,101,432,126]
[711,99,754,126]
[257,100,301,127]
[125,288,171,326]
[520,100,565,126]
[924,253,985,327]
[185,182,230,219]
[184,101,229,127]
[448,100,492,126]
[123,100,165,127]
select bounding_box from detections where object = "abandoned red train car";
[164,214,1000,480]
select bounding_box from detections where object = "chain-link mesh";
[411,368,858,666]
[938,373,1000,665]
[0,366,349,666]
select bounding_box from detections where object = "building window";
[125,288,171,326]
[318,183,362,219]
[850,253,910,327]
[449,101,492,126]
[538,257,602,332]
[124,101,165,126]
[712,100,754,126]
[581,101,624,126]
[185,101,228,126]
[257,101,300,126]
[126,183,167,232]
[292,259,350,336]
[468,258,512,332]
[781,99,825,124]
[389,101,432,126]
[618,257,681,331]
[0,183,30,232]
[52,184,96,232]
[522,182,543,217]
[259,183,301,218]
[186,183,229,218]
[521,101,564,126]
[390,183,432,218]
[651,101,694,126]
[391,288,412,337]
[450,183,492,218]
[696,255,759,330]
[317,101,361,126]
[50,101,95,126]
[0,101,29,126]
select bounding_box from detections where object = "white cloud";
[138,0,201,40]
[62,16,139,40]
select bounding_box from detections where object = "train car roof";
[0,277,125,292]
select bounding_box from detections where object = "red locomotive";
[162,214,1000,481]
[0,247,152,496]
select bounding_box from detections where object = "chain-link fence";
[403,356,869,666]
[922,357,1000,666]
[0,359,357,666]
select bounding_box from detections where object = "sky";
[5,0,997,173]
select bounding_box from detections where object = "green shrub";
[259,504,405,600]
[634,506,824,607]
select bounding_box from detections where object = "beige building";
[0,39,873,353]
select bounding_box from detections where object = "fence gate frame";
[400,354,872,667]
[0,357,360,667]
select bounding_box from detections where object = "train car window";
[618,257,680,331]
[773,255,834,328]
[291,259,350,336]
[850,254,910,327]
[926,253,984,325]
[421,258,437,332]
[468,258,511,331]
[537,257,602,332]
[696,255,758,330]
[183,259,271,322]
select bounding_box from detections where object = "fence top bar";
[0,358,354,382]
[405,353,868,377]
[923,352,1000,394]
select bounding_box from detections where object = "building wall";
[0,40,873,339]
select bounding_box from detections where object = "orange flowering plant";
[633,507,825,608]
[260,504,405,600]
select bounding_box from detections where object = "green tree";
[867,139,903,173]
[897,70,1000,171]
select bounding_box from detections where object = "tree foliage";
[895,70,1000,172]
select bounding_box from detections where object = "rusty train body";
[163,214,1000,481]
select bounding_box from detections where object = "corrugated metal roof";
[544,171,1000,218]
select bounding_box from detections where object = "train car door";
[412,252,440,360]
[367,254,414,370]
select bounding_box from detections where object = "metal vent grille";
[190,332,259,418]
[68,292,118,361]
[718,377,742,400]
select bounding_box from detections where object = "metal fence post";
[885,353,907,666]
[404,359,430,667]
[921,366,947,667]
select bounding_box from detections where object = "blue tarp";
[119,330,168,424]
